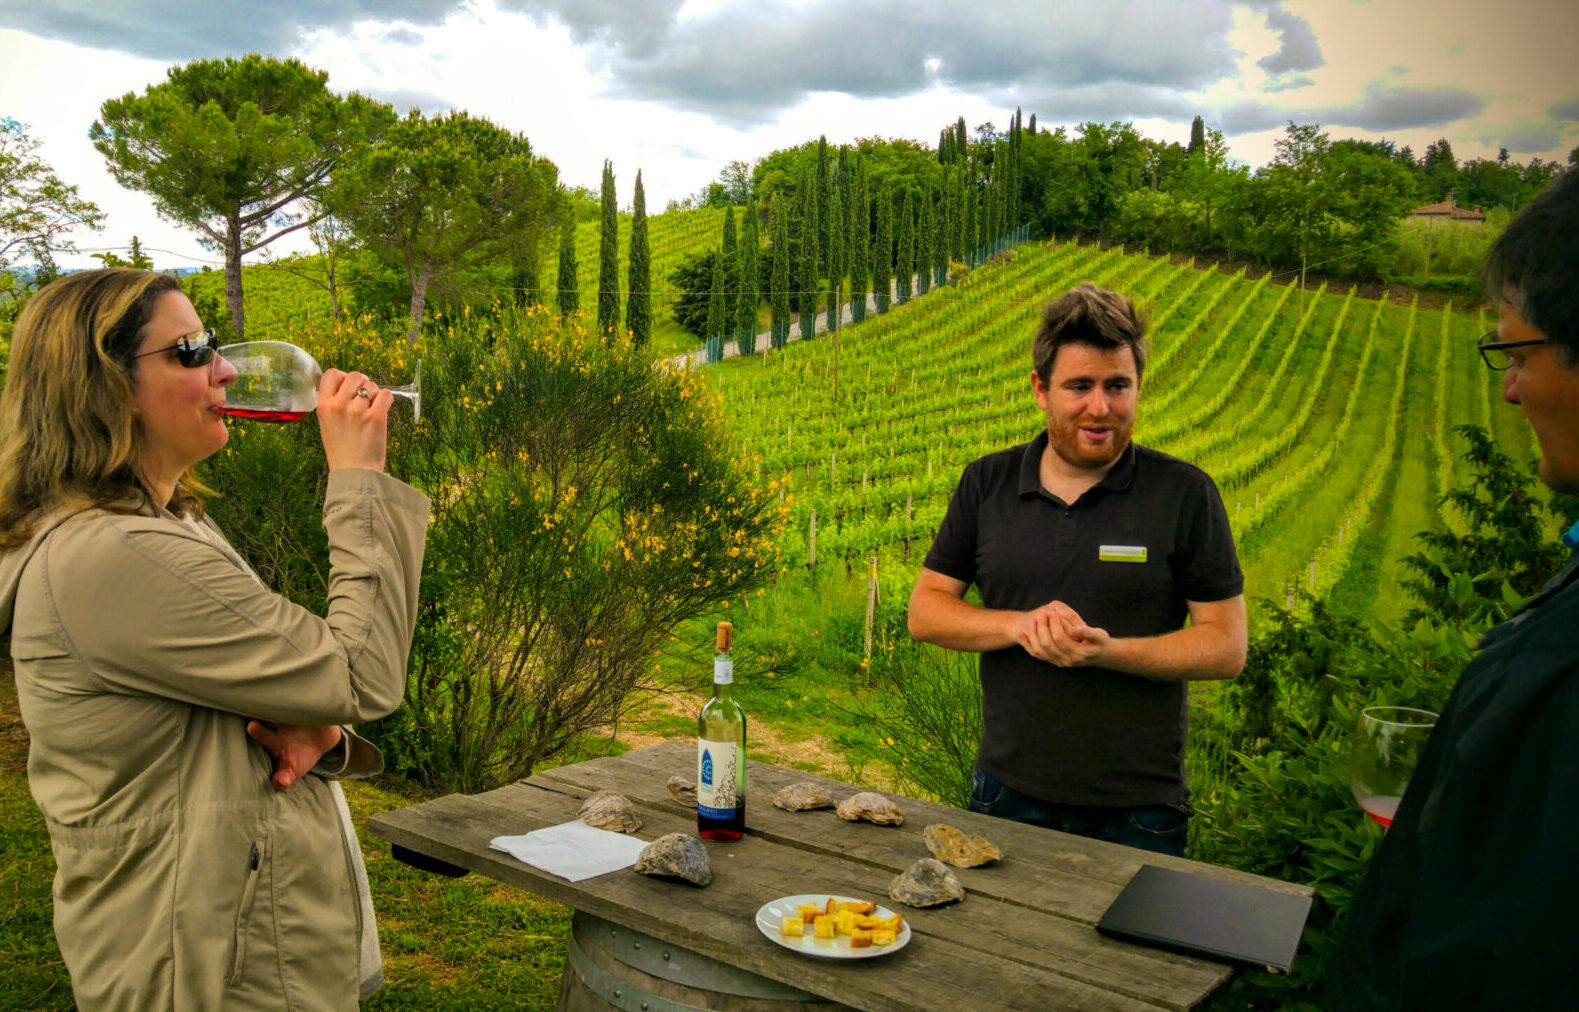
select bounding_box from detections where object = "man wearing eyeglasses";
[1336,168,1579,1008]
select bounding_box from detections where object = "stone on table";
[889,858,965,908]
[835,791,905,826]
[634,833,713,887]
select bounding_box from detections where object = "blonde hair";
[0,268,206,547]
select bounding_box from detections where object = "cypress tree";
[721,204,738,267]
[1029,112,1036,134]
[815,135,830,276]
[1188,115,1206,156]
[597,159,619,340]
[736,206,760,354]
[769,193,790,348]
[917,185,933,296]
[825,177,843,334]
[935,180,951,285]
[964,178,978,264]
[938,128,949,164]
[705,246,727,359]
[556,215,578,318]
[626,170,651,347]
[798,179,817,340]
[873,189,892,313]
[896,189,913,304]
[848,161,868,324]
[955,116,968,157]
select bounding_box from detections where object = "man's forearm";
[1099,622,1244,681]
[908,590,1021,652]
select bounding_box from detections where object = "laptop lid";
[1096,865,1313,972]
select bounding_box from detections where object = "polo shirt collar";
[1017,430,1139,500]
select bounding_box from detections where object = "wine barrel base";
[557,910,843,1011]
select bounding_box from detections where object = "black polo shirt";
[923,432,1243,807]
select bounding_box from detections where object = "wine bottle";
[697,621,746,840]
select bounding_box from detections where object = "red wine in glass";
[217,341,419,423]
[1349,706,1437,831]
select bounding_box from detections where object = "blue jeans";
[967,767,1189,858]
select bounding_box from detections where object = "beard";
[1048,414,1132,471]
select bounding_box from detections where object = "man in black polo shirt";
[907,282,1247,857]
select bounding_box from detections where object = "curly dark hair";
[1032,282,1149,383]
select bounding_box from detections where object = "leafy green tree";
[666,249,718,337]
[91,235,155,270]
[597,159,619,339]
[626,170,650,347]
[873,189,892,313]
[556,214,578,317]
[797,179,817,339]
[769,193,790,348]
[329,110,559,343]
[849,162,868,324]
[91,55,390,338]
[1187,115,1206,156]
[1420,138,1459,202]
[1,118,104,271]
[735,207,759,353]
[917,185,933,295]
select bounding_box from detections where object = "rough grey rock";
[772,782,834,811]
[666,775,697,808]
[889,858,965,908]
[923,823,1002,867]
[633,833,713,887]
[835,791,905,826]
[578,791,642,833]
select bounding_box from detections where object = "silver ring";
[355,386,371,400]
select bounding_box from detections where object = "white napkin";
[489,820,648,882]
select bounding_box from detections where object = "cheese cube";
[849,929,872,948]
[872,929,897,946]
[813,915,835,939]
[834,910,856,935]
[796,903,821,923]
[781,916,805,937]
[855,914,884,929]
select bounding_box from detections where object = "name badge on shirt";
[1099,545,1148,563]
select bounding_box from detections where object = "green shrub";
[206,305,786,792]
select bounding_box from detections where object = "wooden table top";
[368,740,1311,1011]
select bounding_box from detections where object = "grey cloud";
[500,0,684,56]
[1550,98,1579,121]
[383,27,425,46]
[1498,122,1562,153]
[1,1,457,60]
[1257,4,1324,74]
[1217,103,1290,135]
[1014,82,1200,127]
[1313,79,1484,131]
[608,0,1241,126]
[1263,74,1313,93]
[364,88,449,114]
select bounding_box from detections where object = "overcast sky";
[3,0,1575,268]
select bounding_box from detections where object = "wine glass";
[1348,706,1438,829]
[218,340,420,423]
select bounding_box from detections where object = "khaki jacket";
[0,469,429,1010]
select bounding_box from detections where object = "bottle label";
[697,740,740,818]
[714,657,733,684]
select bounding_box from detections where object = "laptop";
[1096,865,1313,972]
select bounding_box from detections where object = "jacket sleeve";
[312,726,385,780]
[45,469,430,726]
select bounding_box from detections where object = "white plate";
[754,893,912,959]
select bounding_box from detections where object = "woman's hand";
[317,369,392,472]
[246,721,344,791]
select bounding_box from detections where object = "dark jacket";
[1335,551,1579,1009]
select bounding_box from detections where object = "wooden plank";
[370,785,1166,1011]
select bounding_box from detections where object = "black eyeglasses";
[1477,330,1551,371]
[131,329,219,368]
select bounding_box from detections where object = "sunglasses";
[131,328,219,368]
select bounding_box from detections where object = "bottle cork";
[716,621,733,652]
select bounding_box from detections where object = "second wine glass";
[218,340,420,423]
[1348,705,1438,829]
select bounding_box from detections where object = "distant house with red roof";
[1409,196,1486,223]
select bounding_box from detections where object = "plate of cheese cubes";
[755,894,912,959]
